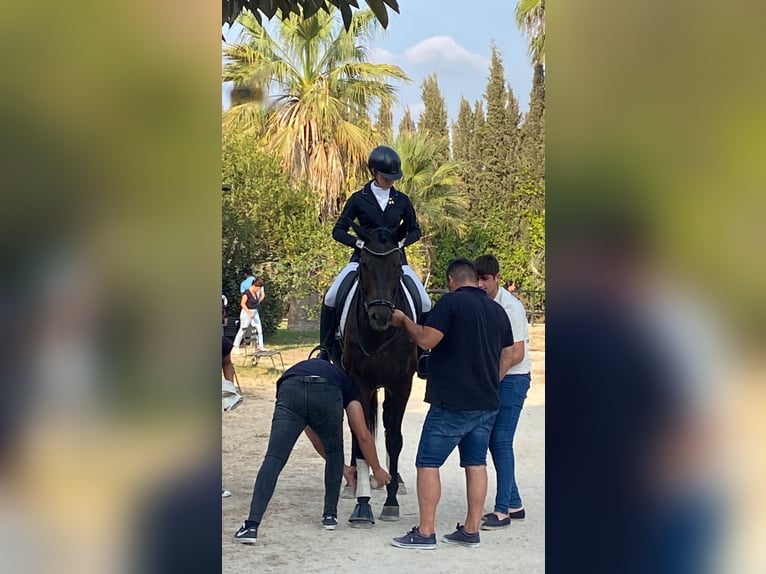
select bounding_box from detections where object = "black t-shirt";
[425,286,514,411]
[276,359,361,407]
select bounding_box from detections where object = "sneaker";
[482,508,525,522]
[321,515,338,530]
[391,526,437,549]
[222,489,231,498]
[442,523,481,547]
[480,513,510,530]
[233,521,258,544]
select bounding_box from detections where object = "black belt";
[284,375,332,385]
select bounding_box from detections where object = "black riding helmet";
[367,145,403,180]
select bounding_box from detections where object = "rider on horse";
[317,145,432,363]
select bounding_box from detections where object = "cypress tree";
[418,74,449,140]
[519,63,546,183]
[398,106,416,135]
[418,74,449,164]
[375,99,393,142]
[451,97,474,162]
[482,45,511,204]
[467,100,487,213]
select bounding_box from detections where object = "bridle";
[355,243,403,357]
[360,244,401,312]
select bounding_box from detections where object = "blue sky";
[222,0,534,127]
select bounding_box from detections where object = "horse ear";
[351,221,368,242]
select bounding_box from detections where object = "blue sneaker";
[442,523,481,547]
[391,526,437,549]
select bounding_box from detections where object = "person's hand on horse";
[391,308,406,326]
[371,466,392,489]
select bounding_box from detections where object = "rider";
[317,145,432,363]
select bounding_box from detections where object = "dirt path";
[222,325,545,573]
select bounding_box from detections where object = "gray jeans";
[247,378,345,522]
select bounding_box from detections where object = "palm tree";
[515,0,545,66]
[393,131,468,286]
[223,9,409,221]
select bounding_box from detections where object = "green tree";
[222,132,350,330]
[374,99,393,142]
[393,131,467,286]
[466,99,486,212]
[398,106,416,135]
[518,63,545,183]
[223,8,409,221]
[479,45,512,207]
[418,74,448,139]
[451,97,474,163]
[515,0,545,65]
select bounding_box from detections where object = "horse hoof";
[379,505,400,521]
[348,502,375,528]
[341,485,356,499]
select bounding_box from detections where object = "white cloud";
[403,36,489,71]
[367,46,396,64]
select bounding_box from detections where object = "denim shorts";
[415,405,498,468]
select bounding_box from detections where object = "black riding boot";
[416,311,431,378]
[317,304,337,361]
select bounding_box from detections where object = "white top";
[370,181,391,211]
[495,287,532,375]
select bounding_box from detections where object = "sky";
[221,0,534,127]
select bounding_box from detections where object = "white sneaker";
[222,489,231,498]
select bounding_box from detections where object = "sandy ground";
[222,325,545,573]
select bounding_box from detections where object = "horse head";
[352,223,403,332]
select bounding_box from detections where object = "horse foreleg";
[348,435,375,528]
[379,396,406,521]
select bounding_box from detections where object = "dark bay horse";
[337,224,417,527]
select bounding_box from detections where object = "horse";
[332,223,417,527]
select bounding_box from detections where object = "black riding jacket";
[332,181,421,265]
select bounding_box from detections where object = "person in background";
[474,255,532,529]
[240,267,256,294]
[232,277,266,352]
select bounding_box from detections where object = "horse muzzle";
[365,299,394,331]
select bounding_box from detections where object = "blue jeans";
[489,373,530,512]
[247,378,344,522]
[416,405,498,468]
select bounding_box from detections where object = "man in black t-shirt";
[233,358,390,544]
[390,258,514,549]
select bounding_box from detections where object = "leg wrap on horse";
[355,459,372,498]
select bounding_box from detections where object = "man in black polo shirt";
[390,258,515,549]
[233,357,390,544]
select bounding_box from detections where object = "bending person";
[234,357,390,544]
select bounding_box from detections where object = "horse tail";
[367,389,378,439]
